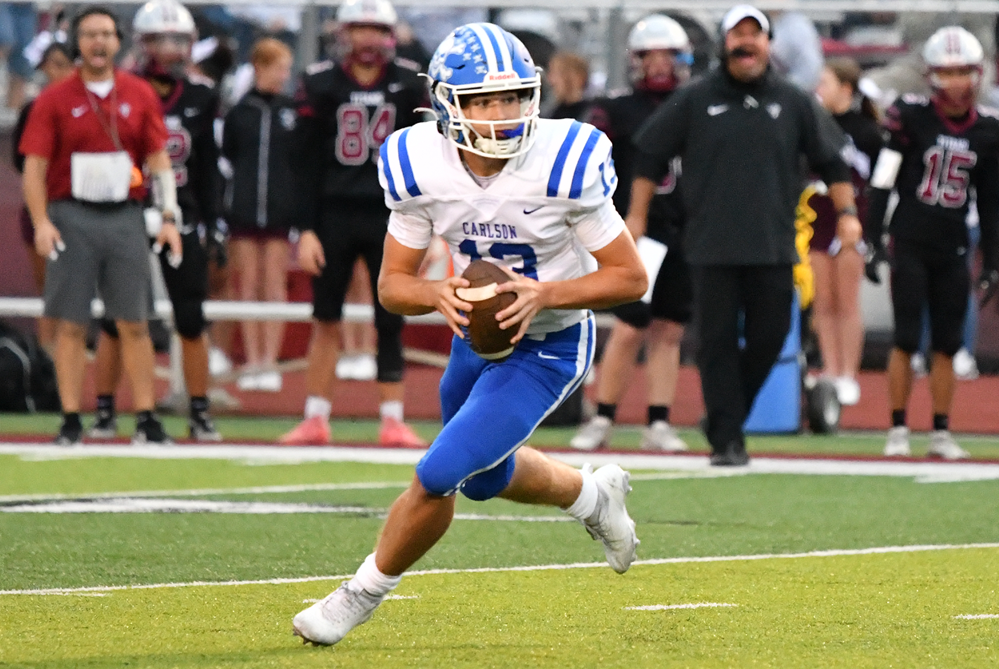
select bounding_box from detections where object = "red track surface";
[60,357,999,435]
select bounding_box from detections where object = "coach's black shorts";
[312,198,398,325]
[613,236,693,328]
[890,238,969,357]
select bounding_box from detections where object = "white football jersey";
[379,118,624,334]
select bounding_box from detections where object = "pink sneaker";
[379,417,426,448]
[278,416,332,445]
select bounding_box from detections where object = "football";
[456,259,517,361]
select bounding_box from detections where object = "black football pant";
[693,264,793,454]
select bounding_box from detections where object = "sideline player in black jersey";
[570,14,692,454]
[866,26,999,460]
[279,0,428,446]
[89,0,224,442]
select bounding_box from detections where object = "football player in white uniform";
[292,23,647,647]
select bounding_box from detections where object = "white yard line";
[953,614,999,619]
[625,603,738,611]
[0,481,409,504]
[3,443,999,481]
[2,542,996,597]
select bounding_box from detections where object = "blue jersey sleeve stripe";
[397,128,422,198]
[569,128,602,200]
[547,121,582,197]
[380,137,401,202]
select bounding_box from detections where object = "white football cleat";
[927,430,970,460]
[570,416,613,451]
[834,376,861,407]
[582,464,639,574]
[883,426,911,457]
[640,420,688,452]
[293,582,384,646]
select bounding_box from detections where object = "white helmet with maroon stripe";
[336,0,397,28]
[133,0,196,36]
[923,26,984,108]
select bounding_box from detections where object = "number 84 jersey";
[296,57,428,201]
[380,118,625,335]
[884,94,999,249]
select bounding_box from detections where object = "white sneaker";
[953,348,979,381]
[292,582,385,646]
[928,430,970,460]
[350,354,377,381]
[910,353,928,378]
[884,426,911,457]
[255,370,283,392]
[581,464,639,574]
[834,376,861,406]
[236,371,259,391]
[335,354,358,380]
[640,421,688,452]
[208,347,233,377]
[570,416,613,451]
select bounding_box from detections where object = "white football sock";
[564,466,599,521]
[304,396,331,420]
[350,553,401,597]
[380,400,403,422]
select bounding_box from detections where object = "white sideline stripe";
[3,542,997,597]
[625,603,738,611]
[0,481,410,504]
[954,614,999,619]
[4,444,999,482]
[302,595,419,603]
[0,497,573,521]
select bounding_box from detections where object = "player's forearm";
[625,177,656,235]
[377,272,439,316]
[23,156,50,225]
[865,187,891,247]
[541,266,647,311]
[827,181,857,214]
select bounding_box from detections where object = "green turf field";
[1,437,998,668]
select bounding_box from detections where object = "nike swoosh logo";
[523,206,544,214]
[707,104,728,116]
[537,352,560,360]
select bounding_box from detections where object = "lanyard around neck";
[84,79,124,152]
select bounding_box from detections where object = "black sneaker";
[87,409,118,439]
[133,415,173,445]
[55,420,83,446]
[709,441,749,467]
[189,411,222,442]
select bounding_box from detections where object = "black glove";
[207,218,229,269]
[864,245,888,284]
[978,268,999,308]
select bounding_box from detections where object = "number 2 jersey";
[379,118,626,335]
[160,75,223,226]
[869,94,999,261]
[295,57,427,230]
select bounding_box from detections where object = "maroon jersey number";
[917,146,976,208]
[334,103,397,166]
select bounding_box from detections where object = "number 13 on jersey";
[336,103,397,166]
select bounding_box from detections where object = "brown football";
[457,259,517,361]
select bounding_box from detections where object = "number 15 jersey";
[380,118,625,335]
[882,94,999,250]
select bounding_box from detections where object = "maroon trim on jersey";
[932,95,978,134]
[159,77,185,115]
[338,59,388,90]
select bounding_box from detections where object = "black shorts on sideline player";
[612,237,692,328]
[890,238,969,357]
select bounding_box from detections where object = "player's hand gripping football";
[297,231,326,276]
[978,268,999,308]
[494,265,545,345]
[438,276,473,338]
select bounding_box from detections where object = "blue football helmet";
[427,23,541,159]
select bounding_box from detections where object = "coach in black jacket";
[631,5,862,465]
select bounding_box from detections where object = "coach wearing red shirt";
[20,5,183,446]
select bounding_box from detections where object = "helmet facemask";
[927,65,982,111]
[337,23,396,69]
[140,32,193,81]
[432,80,541,159]
[631,49,692,93]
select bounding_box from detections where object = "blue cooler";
[744,294,801,433]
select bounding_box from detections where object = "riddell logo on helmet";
[485,72,518,82]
